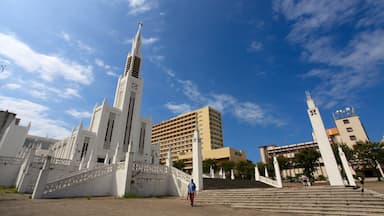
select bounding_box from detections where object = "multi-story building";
[333,107,369,148]
[152,106,246,171]
[259,107,369,179]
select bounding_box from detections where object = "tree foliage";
[353,141,384,181]
[294,148,321,182]
[202,159,217,173]
[173,160,186,170]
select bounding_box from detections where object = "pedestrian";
[359,176,365,192]
[187,179,196,207]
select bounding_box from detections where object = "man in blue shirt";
[187,179,196,207]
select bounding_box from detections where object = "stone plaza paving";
[0,193,293,216]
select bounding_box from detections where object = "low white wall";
[168,174,188,197]
[0,162,21,187]
[43,173,113,198]
[131,172,168,197]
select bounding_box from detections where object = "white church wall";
[0,158,22,186]
[0,119,29,157]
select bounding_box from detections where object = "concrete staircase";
[196,186,384,215]
[203,178,272,190]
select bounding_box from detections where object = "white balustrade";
[116,162,125,170]
[171,167,191,183]
[132,162,168,175]
[258,176,281,188]
[50,158,72,166]
[0,156,23,165]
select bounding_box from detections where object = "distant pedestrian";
[187,179,196,207]
[302,175,310,187]
[359,177,365,192]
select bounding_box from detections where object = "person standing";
[187,179,196,207]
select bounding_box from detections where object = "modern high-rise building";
[152,106,246,171]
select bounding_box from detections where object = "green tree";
[256,162,266,176]
[353,141,384,181]
[235,160,255,179]
[173,160,186,170]
[294,148,321,182]
[202,159,217,174]
[219,160,235,178]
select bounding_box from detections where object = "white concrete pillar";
[273,156,283,188]
[192,127,203,190]
[32,156,52,199]
[338,146,356,186]
[306,92,344,186]
[231,169,235,180]
[78,156,85,170]
[112,142,120,164]
[104,152,109,164]
[210,166,214,178]
[376,160,384,178]
[86,149,94,169]
[265,166,269,177]
[166,147,172,168]
[255,165,260,181]
[122,143,134,196]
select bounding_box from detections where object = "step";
[230,205,384,216]
[201,201,384,210]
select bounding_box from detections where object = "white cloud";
[127,0,156,15]
[95,58,118,77]
[0,32,93,85]
[59,31,95,53]
[0,70,11,80]
[165,102,192,114]
[0,96,70,138]
[274,0,384,108]
[107,71,119,77]
[142,37,159,45]
[171,79,282,125]
[66,109,92,119]
[248,41,263,52]
[63,88,81,98]
[2,83,21,90]
[125,36,159,45]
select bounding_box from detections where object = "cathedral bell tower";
[113,23,144,154]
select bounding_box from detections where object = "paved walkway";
[0,194,293,216]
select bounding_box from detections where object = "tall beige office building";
[152,106,246,171]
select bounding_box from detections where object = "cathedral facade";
[51,23,159,168]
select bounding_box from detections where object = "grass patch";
[0,186,17,195]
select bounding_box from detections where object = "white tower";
[113,23,145,157]
[192,121,203,190]
[306,92,344,186]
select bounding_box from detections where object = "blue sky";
[0,0,383,163]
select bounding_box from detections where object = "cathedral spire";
[131,22,143,58]
[124,22,143,78]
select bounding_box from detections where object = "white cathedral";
[0,24,200,199]
[51,23,158,167]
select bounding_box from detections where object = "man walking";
[187,179,196,207]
